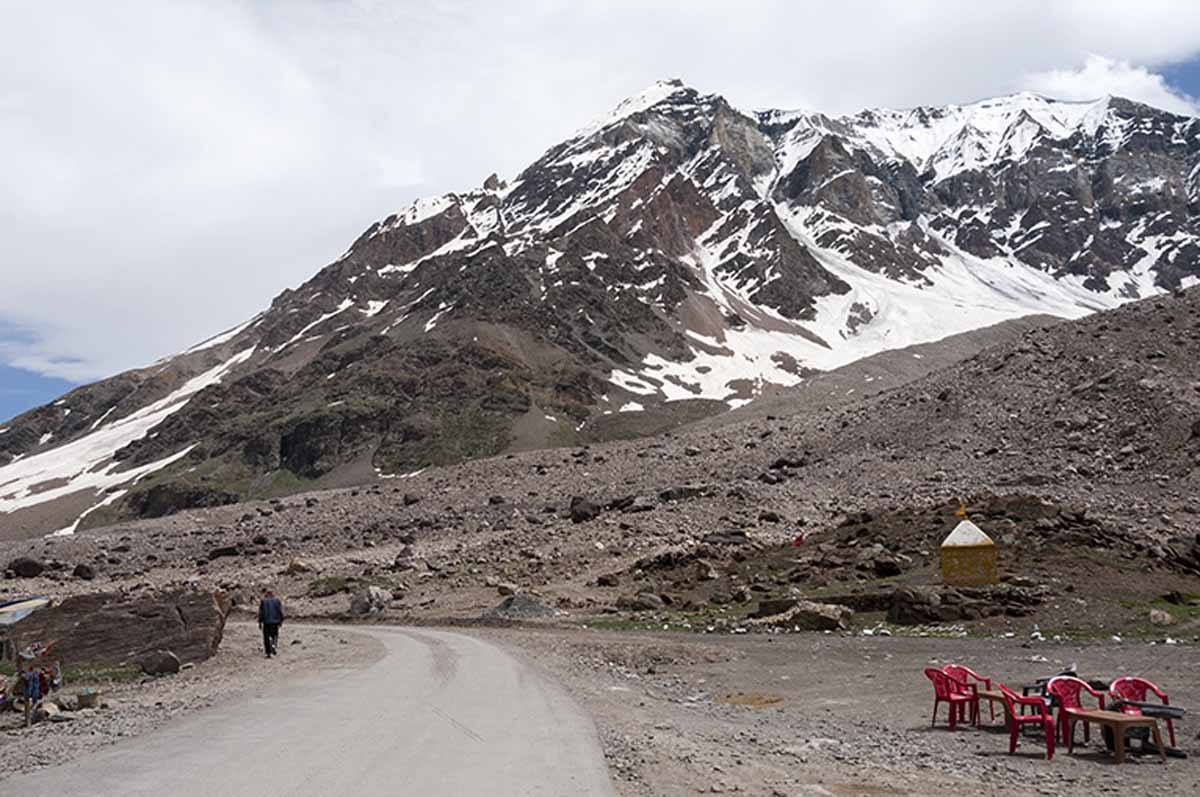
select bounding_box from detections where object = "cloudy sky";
[3,0,1200,420]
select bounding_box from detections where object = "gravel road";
[3,626,615,796]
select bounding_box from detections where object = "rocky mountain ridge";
[2,79,1198,535]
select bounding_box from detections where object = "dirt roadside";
[0,621,383,781]
[483,627,1200,797]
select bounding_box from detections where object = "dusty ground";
[2,619,1196,795]
[0,622,383,780]
[485,627,1199,797]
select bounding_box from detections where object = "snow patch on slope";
[0,346,256,533]
[574,79,688,140]
[181,313,263,355]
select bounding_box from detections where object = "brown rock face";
[9,589,231,667]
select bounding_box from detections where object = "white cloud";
[1,1,1199,389]
[1025,54,1199,115]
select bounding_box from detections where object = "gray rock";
[349,585,391,615]
[748,600,852,631]
[487,594,555,618]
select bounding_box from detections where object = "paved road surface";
[5,627,615,796]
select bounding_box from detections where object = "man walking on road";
[258,589,284,658]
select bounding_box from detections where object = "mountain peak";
[3,79,1197,537]
[574,78,699,139]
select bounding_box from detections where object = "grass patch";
[0,660,15,677]
[307,574,394,598]
[308,576,355,597]
[63,664,142,684]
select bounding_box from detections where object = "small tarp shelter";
[940,520,997,586]
[0,596,50,661]
[0,596,50,626]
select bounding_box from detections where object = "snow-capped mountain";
[2,79,1198,536]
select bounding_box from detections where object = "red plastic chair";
[1046,676,1105,751]
[997,683,1055,759]
[924,667,977,730]
[943,664,994,722]
[1110,677,1176,748]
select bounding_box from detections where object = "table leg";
[1150,723,1166,764]
[1113,725,1126,765]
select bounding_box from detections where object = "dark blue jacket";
[258,597,284,625]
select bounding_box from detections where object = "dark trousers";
[262,623,280,656]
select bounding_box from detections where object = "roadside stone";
[349,586,391,615]
[139,649,182,677]
[72,563,97,580]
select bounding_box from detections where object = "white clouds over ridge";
[1026,55,1198,115]
[1,1,1199,384]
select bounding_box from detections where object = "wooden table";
[1070,710,1167,764]
[977,690,1007,725]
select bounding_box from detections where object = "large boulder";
[748,600,852,631]
[11,589,230,667]
[7,557,45,578]
[486,594,555,619]
[888,585,948,625]
[349,586,391,615]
